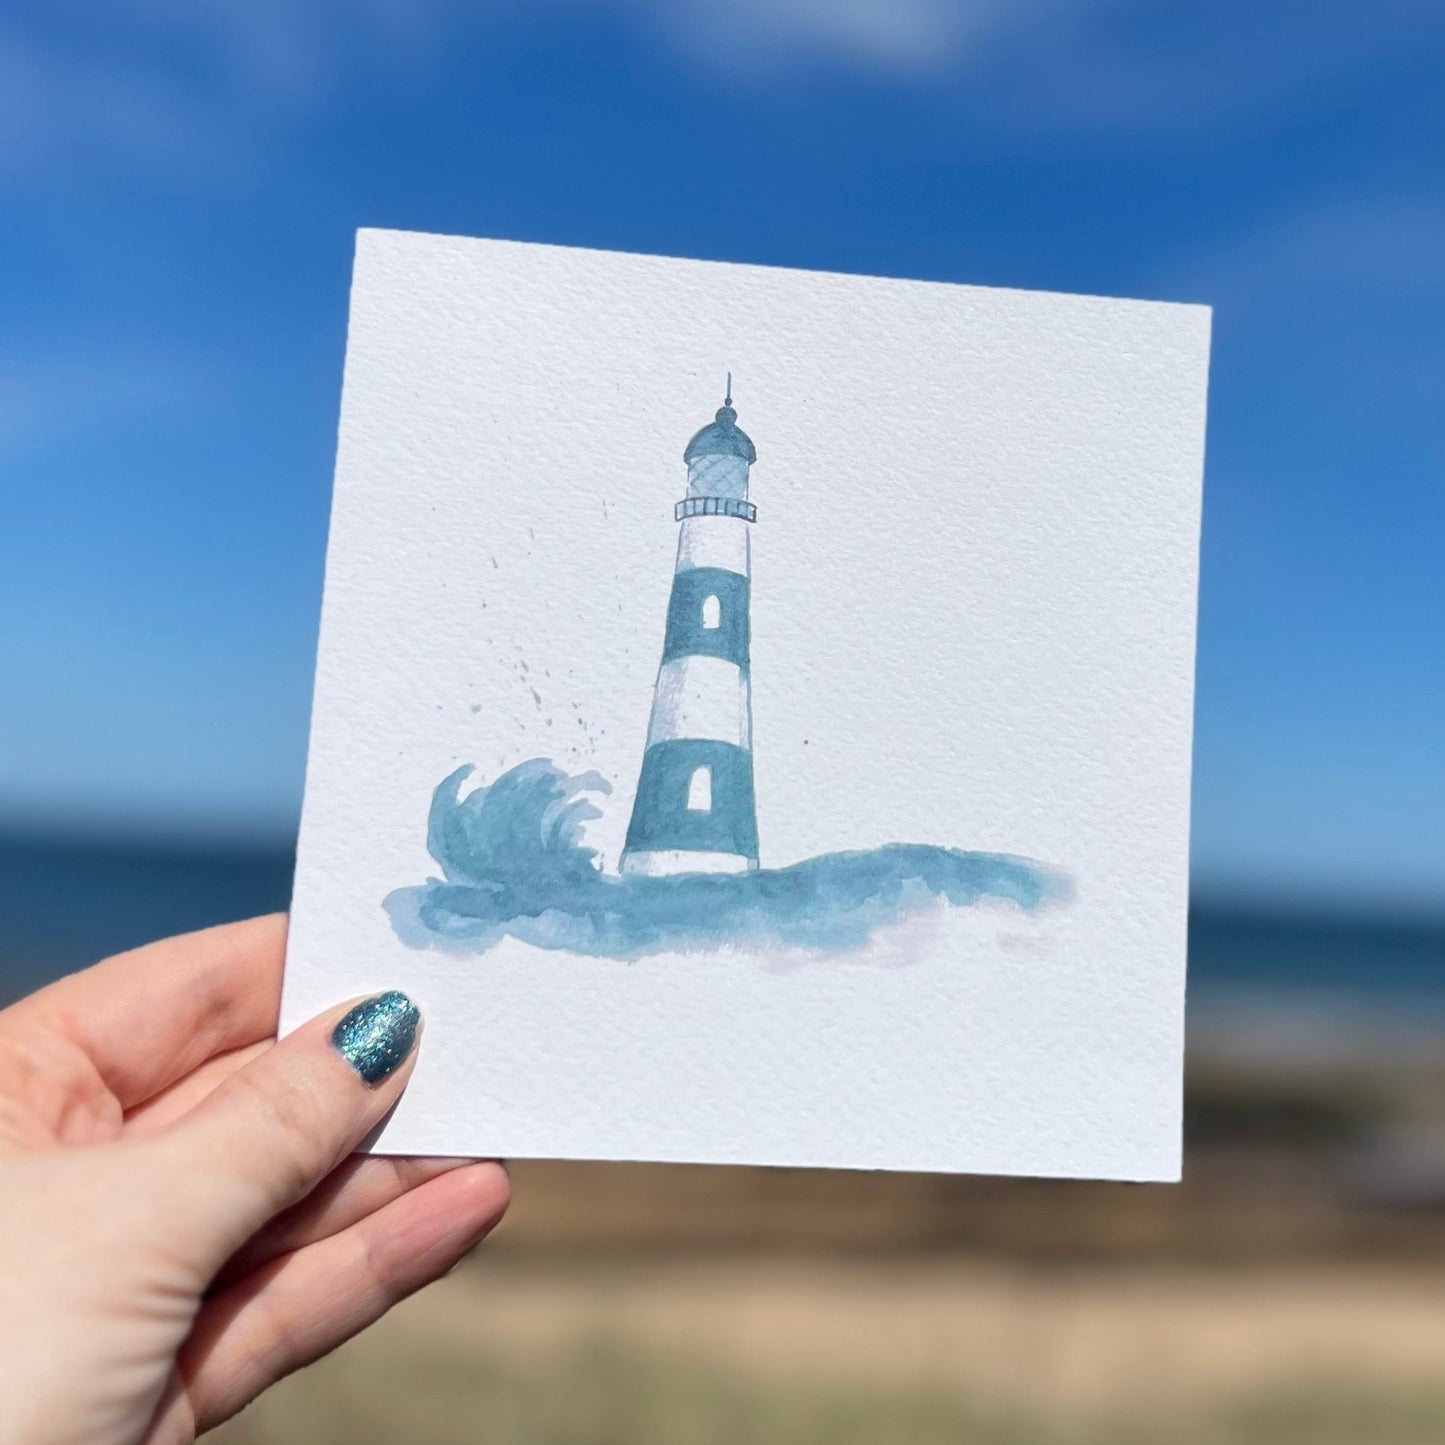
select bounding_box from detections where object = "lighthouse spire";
[725,371,732,407]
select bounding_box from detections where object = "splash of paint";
[385,760,1069,960]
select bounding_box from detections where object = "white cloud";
[0,0,1442,179]
[640,0,1011,75]
[0,339,220,463]
[0,24,214,177]
[0,0,469,177]
[635,0,1445,129]
[972,0,1445,135]
[1143,192,1445,420]
[1156,193,1445,313]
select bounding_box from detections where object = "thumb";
[143,991,423,1276]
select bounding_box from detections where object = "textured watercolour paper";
[281,229,1210,1181]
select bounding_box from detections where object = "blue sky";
[1,0,1441,909]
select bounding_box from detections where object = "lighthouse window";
[686,766,712,812]
[701,594,721,629]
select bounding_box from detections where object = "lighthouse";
[621,379,760,876]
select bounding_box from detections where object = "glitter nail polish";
[331,991,421,1085]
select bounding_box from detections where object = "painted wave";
[384,759,1069,960]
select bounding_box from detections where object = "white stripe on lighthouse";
[622,850,753,877]
[676,514,750,575]
[646,655,751,749]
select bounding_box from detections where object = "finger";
[144,990,423,1274]
[152,1162,510,1440]
[129,1047,479,1283]
[6,915,287,1111]
[123,1042,269,1139]
[214,1154,480,1288]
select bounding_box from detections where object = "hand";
[0,915,510,1444]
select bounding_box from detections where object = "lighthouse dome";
[684,402,757,465]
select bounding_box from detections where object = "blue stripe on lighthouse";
[662,567,750,671]
[623,738,759,860]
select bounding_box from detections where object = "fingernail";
[331,991,421,1086]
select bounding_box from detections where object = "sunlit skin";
[0,914,510,1444]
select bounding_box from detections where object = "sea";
[2,832,1442,1048]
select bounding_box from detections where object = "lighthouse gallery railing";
[674,496,757,523]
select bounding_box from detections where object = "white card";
[282,229,1210,1181]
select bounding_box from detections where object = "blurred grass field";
[219,1254,1445,1445]
[218,1054,1445,1445]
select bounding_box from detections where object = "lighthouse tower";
[621,380,760,876]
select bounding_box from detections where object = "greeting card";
[282,230,1209,1180]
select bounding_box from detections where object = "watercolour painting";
[282,231,1210,1181]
